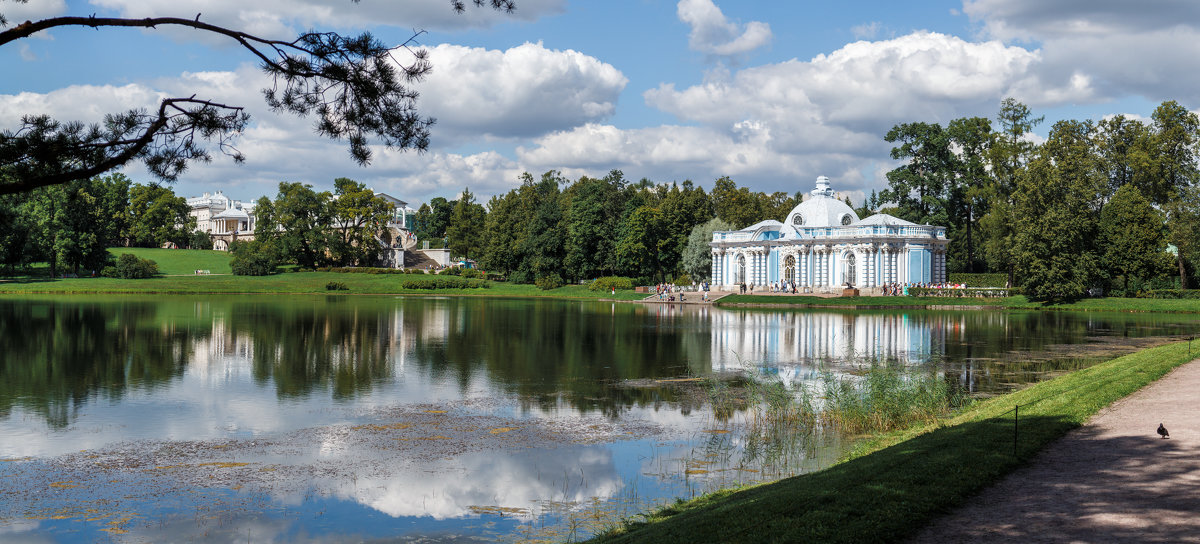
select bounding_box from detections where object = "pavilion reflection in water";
[708,311,953,385]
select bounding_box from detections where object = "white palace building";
[710,176,948,293]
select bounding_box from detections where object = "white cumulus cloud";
[419,42,628,141]
[677,0,772,57]
[964,0,1200,104]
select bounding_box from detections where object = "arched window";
[736,254,746,285]
[845,253,856,286]
[783,255,796,284]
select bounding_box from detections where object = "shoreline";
[589,340,1198,543]
[3,271,1200,314]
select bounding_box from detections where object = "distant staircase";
[404,250,439,270]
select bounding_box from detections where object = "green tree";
[616,205,665,282]
[681,217,734,282]
[1095,114,1155,200]
[880,122,954,224]
[1148,100,1200,205]
[516,171,566,283]
[988,97,1044,196]
[446,187,486,260]
[415,196,455,244]
[982,98,1044,284]
[0,191,35,271]
[1165,184,1200,289]
[189,230,214,250]
[1012,120,1104,303]
[479,190,521,274]
[329,177,391,266]
[230,239,280,276]
[127,182,193,248]
[1148,101,1200,287]
[259,182,333,269]
[1099,184,1165,294]
[711,176,765,228]
[0,1,515,195]
[946,116,993,273]
[28,175,128,276]
[657,181,714,278]
[563,175,618,280]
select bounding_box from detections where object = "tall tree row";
[476,170,734,284]
[881,98,1200,301]
[0,173,202,275]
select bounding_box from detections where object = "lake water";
[1,295,1198,542]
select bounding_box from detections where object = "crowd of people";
[881,282,970,296]
[648,280,983,301]
[654,282,712,302]
[735,281,802,294]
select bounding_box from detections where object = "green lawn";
[0,269,649,299]
[106,247,234,275]
[591,340,1196,543]
[717,293,1200,313]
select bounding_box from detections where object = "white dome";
[782,176,858,231]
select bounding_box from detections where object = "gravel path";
[912,359,1200,543]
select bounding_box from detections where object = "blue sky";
[2,0,1196,206]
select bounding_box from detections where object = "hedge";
[399,277,489,289]
[589,276,636,292]
[1139,289,1200,299]
[317,267,426,275]
[946,273,1008,288]
[908,286,1011,298]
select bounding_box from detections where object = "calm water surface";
[1,295,1198,542]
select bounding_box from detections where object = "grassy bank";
[106,247,234,275]
[0,270,648,299]
[592,340,1196,543]
[717,293,1200,313]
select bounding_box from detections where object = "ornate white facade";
[710,176,948,292]
[187,191,256,236]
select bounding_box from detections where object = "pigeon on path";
[1158,423,1170,439]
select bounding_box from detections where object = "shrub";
[535,273,564,290]
[461,268,483,279]
[325,281,349,291]
[230,240,279,276]
[103,253,159,279]
[589,276,636,292]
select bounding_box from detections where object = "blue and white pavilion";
[710,176,948,292]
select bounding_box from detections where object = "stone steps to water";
[403,250,439,270]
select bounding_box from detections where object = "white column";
[711,250,720,287]
[750,250,758,287]
[866,246,876,287]
[827,248,836,287]
[887,248,895,283]
[761,250,768,286]
[751,250,758,287]
[803,247,810,286]
[756,250,764,286]
[865,246,872,287]
[812,247,821,287]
